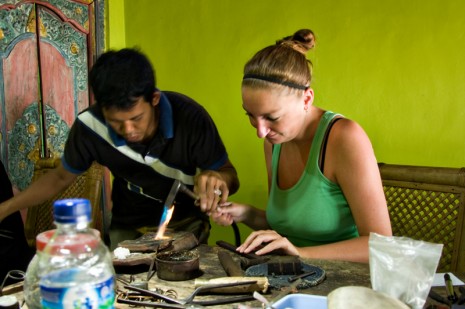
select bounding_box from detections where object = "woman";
[213,29,392,263]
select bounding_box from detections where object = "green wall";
[107,0,465,245]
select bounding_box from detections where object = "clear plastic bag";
[369,232,443,309]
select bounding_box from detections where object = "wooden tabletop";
[113,244,371,308]
[7,244,462,308]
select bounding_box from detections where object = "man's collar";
[158,91,173,139]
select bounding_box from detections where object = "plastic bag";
[369,232,443,309]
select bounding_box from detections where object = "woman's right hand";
[210,202,250,226]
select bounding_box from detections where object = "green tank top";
[267,111,359,247]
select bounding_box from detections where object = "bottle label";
[40,274,114,309]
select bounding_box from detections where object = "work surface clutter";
[3,231,464,309]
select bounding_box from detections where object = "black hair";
[89,48,156,109]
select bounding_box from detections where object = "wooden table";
[6,244,462,308]
[113,244,371,308]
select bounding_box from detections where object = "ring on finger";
[214,188,222,195]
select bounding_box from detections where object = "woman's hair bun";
[276,29,315,54]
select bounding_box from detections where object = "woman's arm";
[299,118,392,262]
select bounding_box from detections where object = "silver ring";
[214,189,222,195]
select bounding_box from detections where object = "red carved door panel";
[0,0,104,191]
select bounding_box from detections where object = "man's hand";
[194,170,229,214]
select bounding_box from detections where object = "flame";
[155,205,174,240]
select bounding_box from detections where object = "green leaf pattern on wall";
[8,103,69,190]
[0,3,31,51]
[46,0,89,28]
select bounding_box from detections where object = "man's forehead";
[102,99,150,120]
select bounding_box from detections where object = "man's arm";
[216,159,240,195]
[0,162,78,221]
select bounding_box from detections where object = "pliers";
[118,281,257,308]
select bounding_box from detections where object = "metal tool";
[124,280,257,305]
[0,270,25,296]
[288,270,316,282]
[216,240,264,260]
[270,278,302,305]
[253,278,302,309]
[158,180,197,229]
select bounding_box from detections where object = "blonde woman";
[214,29,392,263]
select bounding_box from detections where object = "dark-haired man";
[0,48,239,249]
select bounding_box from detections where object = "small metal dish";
[156,250,200,281]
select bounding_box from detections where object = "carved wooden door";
[0,0,104,191]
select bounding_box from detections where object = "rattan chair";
[24,158,105,249]
[378,163,465,273]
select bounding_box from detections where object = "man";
[0,48,239,249]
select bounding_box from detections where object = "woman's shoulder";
[329,117,374,161]
[330,116,366,139]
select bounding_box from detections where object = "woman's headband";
[243,74,308,91]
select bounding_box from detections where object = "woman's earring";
[304,105,309,112]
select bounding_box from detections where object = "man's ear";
[151,91,161,107]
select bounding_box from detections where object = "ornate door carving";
[0,0,104,190]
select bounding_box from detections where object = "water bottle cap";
[53,198,91,223]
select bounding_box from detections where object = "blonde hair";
[243,29,315,92]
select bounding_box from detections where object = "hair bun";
[276,29,315,55]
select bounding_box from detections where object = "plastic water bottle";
[23,229,55,309]
[37,198,115,308]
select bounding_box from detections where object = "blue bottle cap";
[53,198,91,224]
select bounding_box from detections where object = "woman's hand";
[210,209,234,226]
[237,230,300,256]
[213,202,251,224]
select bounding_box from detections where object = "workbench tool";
[253,278,303,309]
[194,277,269,294]
[218,250,244,276]
[216,240,264,260]
[266,256,302,275]
[124,280,257,306]
[156,250,200,281]
[288,270,316,283]
[245,261,325,289]
[117,231,198,253]
[158,180,198,233]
